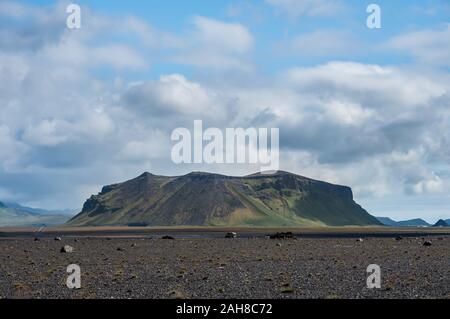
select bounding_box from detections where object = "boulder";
[60,245,74,253]
[225,232,237,239]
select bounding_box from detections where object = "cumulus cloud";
[222,61,450,201]
[123,74,235,123]
[1,0,450,222]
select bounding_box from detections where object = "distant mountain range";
[3,172,448,229]
[67,171,382,227]
[0,201,74,227]
[376,217,449,228]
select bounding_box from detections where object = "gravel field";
[0,236,449,299]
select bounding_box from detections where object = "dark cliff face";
[67,171,381,227]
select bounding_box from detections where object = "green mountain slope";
[67,171,382,227]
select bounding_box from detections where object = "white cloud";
[123,74,234,123]
[386,24,450,67]
[221,61,450,203]
[170,16,254,71]
[407,175,444,195]
[1,1,450,222]
[192,16,253,54]
[22,119,70,146]
[285,62,446,107]
[266,0,342,17]
[0,125,28,170]
[118,136,170,162]
[323,100,376,126]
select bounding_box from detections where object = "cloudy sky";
[0,0,450,222]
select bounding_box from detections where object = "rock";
[276,243,282,247]
[161,235,175,240]
[356,238,364,242]
[117,247,124,251]
[225,232,237,239]
[34,238,40,241]
[60,245,74,253]
[54,237,62,241]
[423,241,432,246]
[395,236,403,241]
[269,232,295,240]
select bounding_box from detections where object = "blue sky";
[0,0,450,222]
[19,0,450,74]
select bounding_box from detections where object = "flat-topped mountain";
[67,171,381,227]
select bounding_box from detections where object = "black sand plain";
[0,227,449,299]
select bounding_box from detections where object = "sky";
[0,0,450,222]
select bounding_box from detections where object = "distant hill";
[68,171,382,227]
[433,219,449,227]
[375,217,398,227]
[376,217,431,227]
[396,218,431,227]
[2,202,76,216]
[0,201,71,227]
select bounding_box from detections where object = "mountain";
[446,219,450,225]
[375,217,398,227]
[2,202,76,216]
[433,219,449,227]
[0,202,71,227]
[376,217,431,227]
[67,171,382,227]
[396,219,431,227]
